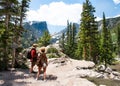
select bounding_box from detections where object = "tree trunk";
[83,46,87,60]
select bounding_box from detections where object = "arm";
[45,54,48,65]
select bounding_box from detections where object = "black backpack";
[27,48,36,59]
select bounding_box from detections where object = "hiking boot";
[30,71,37,74]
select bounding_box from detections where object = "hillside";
[98,16,120,30]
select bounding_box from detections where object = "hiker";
[36,47,48,80]
[29,43,38,73]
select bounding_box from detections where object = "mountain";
[51,23,79,43]
[22,21,49,47]
[98,16,120,30]
[51,16,120,43]
[23,21,49,37]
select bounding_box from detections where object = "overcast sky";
[26,0,120,34]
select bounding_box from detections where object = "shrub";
[48,54,58,58]
[47,47,58,54]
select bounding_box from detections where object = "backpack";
[27,48,36,59]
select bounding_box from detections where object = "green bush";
[47,47,58,54]
[48,54,57,58]
[48,53,59,58]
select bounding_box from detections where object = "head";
[32,43,38,48]
[40,47,46,53]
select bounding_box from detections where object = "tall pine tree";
[60,21,77,58]
[0,0,20,70]
[117,25,120,58]
[59,32,65,52]
[100,12,114,67]
[0,0,30,70]
[78,0,99,63]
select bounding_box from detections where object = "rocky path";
[0,58,96,86]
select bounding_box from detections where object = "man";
[30,44,38,73]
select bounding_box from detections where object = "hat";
[32,43,38,47]
[40,47,46,53]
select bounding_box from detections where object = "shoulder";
[31,48,36,51]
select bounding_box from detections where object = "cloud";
[113,0,120,4]
[114,14,120,17]
[26,2,82,26]
[96,17,102,21]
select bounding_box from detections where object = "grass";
[87,77,120,86]
[110,62,120,72]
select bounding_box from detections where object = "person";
[36,47,48,80]
[30,43,38,73]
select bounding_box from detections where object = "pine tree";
[0,0,20,70]
[0,0,30,70]
[71,23,77,58]
[60,32,65,51]
[59,22,77,56]
[78,0,99,62]
[89,19,100,64]
[38,31,51,47]
[117,25,120,58]
[62,21,77,58]
[100,13,114,67]
[20,0,30,27]
[64,21,70,55]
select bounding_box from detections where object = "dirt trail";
[0,58,96,86]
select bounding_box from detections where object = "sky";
[26,0,120,34]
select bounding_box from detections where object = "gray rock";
[97,65,106,72]
[105,67,112,73]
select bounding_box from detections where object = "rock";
[112,71,120,76]
[105,67,112,74]
[99,85,106,86]
[109,73,115,79]
[74,60,95,70]
[76,66,81,70]
[96,73,104,78]
[77,74,88,78]
[49,56,71,64]
[97,65,106,72]
[103,73,109,79]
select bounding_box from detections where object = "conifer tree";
[71,23,77,58]
[101,13,114,67]
[117,26,120,58]
[62,21,77,58]
[78,0,99,62]
[0,0,30,70]
[0,0,20,70]
[60,32,65,51]
[38,31,51,47]
[64,21,70,55]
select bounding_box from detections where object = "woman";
[36,47,48,80]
